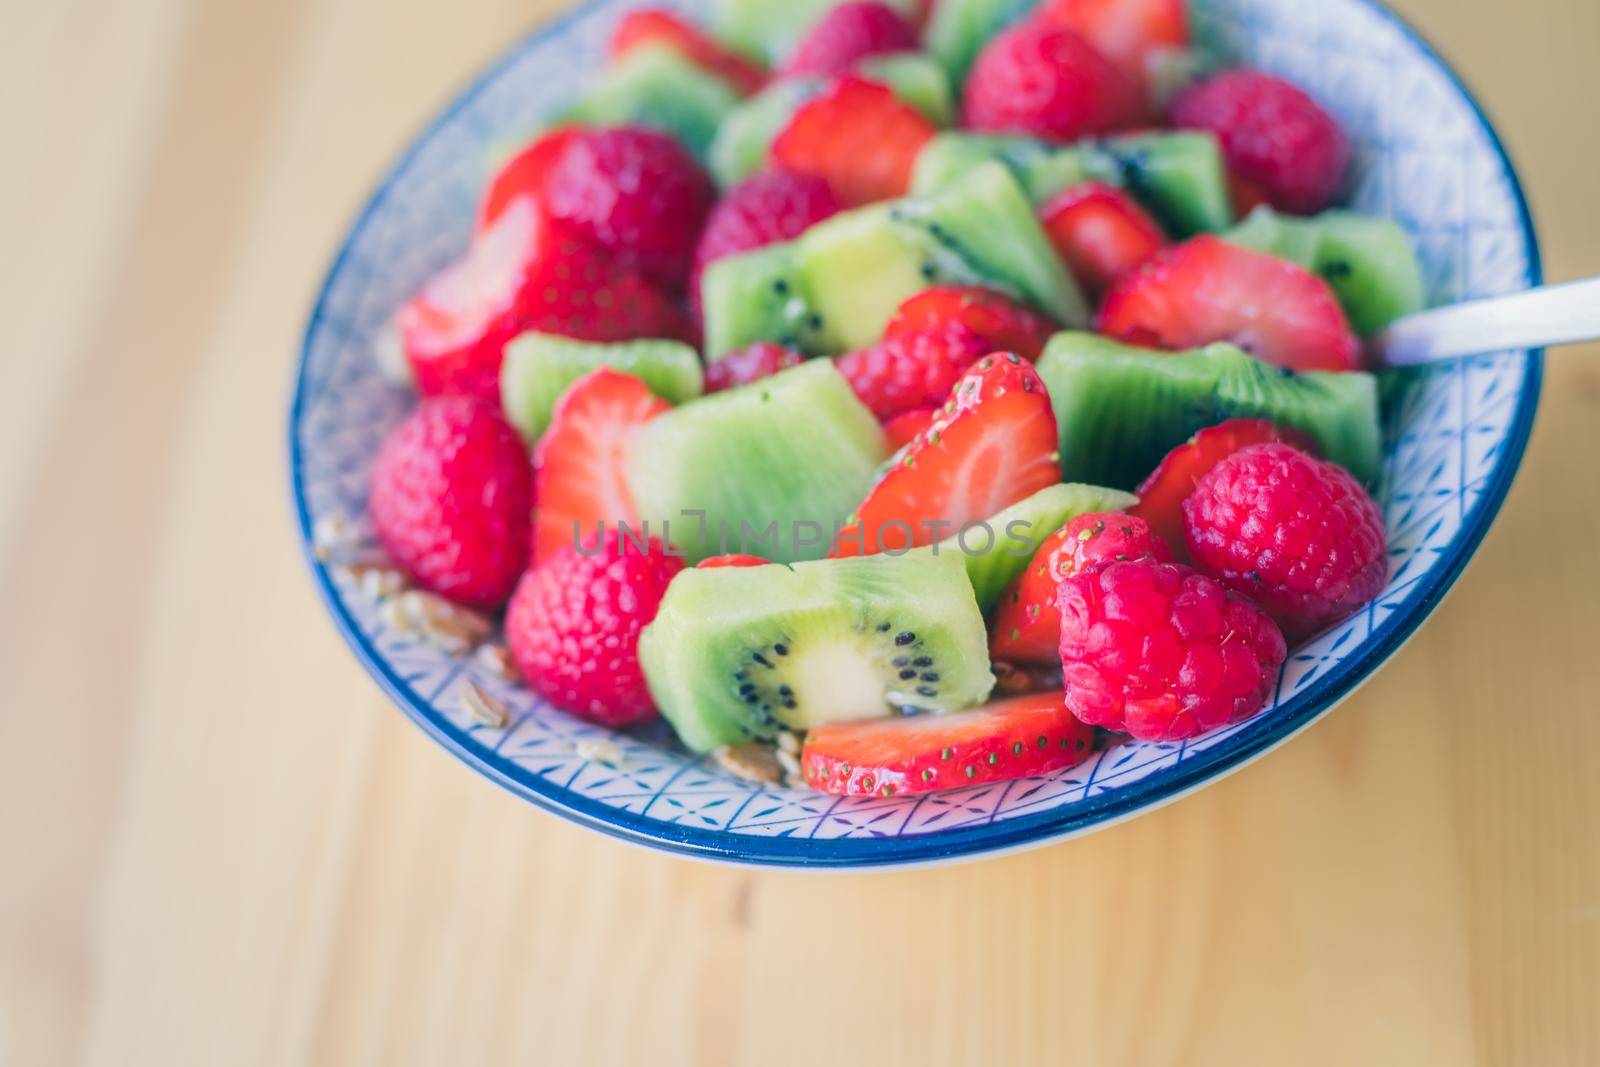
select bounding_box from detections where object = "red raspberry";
[544,127,715,290]
[690,169,841,310]
[1169,69,1350,215]
[369,397,531,609]
[963,21,1140,143]
[504,531,686,726]
[704,341,805,392]
[1182,442,1387,641]
[1058,557,1286,741]
[782,1,919,77]
[835,324,990,420]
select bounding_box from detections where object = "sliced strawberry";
[1129,418,1317,558]
[771,74,936,206]
[531,368,670,561]
[883,407,937,449]
[835,324,989,421]
[832,353,1059,556]
[802,691,1097,797]
[696,553,771,568]
[611,8,768,95]
[399,197,699,401]
[704,341,806,392]
[1037,0,1188,105]
[885,286,1059,360]
[1039,181,1166,293]
[1097,236,1364,372]
[989,510,1171,664]
[477,128,580,233]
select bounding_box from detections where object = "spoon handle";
[1371,275,1600,367]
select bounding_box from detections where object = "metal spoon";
[1372,276,1600,367]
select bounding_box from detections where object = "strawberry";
[771,74,937,206]
[1170,69,1350,215]
[369,396,531,609]
[690,169,841,311]
[883,406,937,449]
[531,368,670,562]
[989,511,1171,664]
[1097,236,1363,372]
[398,197,697,400]
[962,22,1140,143]
[835,324,989,421]
[1036,0,1187,106]
[1130,418,1317,560]
[781,1,919,78]
[703,341,806,392]
[505,531,685,725]
[833,353,1060,556]
[801,691,1097,797]
[696,553,771,568]
[885,285,1058,360]
[1038,181,1166,292]
[543,126,715,290]
[611,8,768,95]
[477,128,580,232]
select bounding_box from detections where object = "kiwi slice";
[559,44,740,161]
[855,53,956,126]
[1224,206,1426,334]
[911,132,1107,202]
[1036,332,1382,487]
[640,551,995,751]
[925,0,1041,86]
[626,360,888,563]
[935,482,1138,611]
[701,242,828,360]
[1095,131,1233,236]
[499,334,703,445]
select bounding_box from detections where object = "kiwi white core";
[785,639,896,725]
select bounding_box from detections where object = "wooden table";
[3,0,1597,1062]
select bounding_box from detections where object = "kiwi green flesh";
[924,0,1040,85]
[854,53,956,126]
[640,551,995,751]
[701,242,826,359]
[499,334,703,445]
[625,360,888,564]
[1036,333,1382,488]
[935,482,1138,612]
[557,44,738,162]
[1224,206,1426,335]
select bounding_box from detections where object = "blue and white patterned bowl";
[291,0,1540,868]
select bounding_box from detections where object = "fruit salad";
[351,0,1421,797]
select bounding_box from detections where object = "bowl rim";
[288,0,1543,870]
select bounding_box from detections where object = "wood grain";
[1,0,1596,1063]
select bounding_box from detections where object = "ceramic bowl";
[291,0,1540,868]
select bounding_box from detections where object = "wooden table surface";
[4,0,1598,1063]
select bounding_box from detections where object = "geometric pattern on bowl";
[291,0,1541,867]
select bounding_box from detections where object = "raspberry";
[1182,442,1387,641]
[544,127,715,290]
[834,324,990,420]
[962,21,1139,143]
[704,341,805,392]
[369,397,531,608]
[504,531,686,726]
[782,1,919,77]
[690,169,840,310]
[1169,69,1350,216]
[1058,557,1286,741]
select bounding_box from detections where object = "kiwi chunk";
[855,53,956,126]
[709,0,920,65]
[640,551,995,751]
[559,44,739,161]
[911,132,1107,202]
[626,360,888,563]
[701,242,827,359]
[1036,333,1382,487]
[925,0,1040,85]
[499,334,703,445]
[936,483,1138,611]
[1095,131,1233,236]
[1224,206,1426,334]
